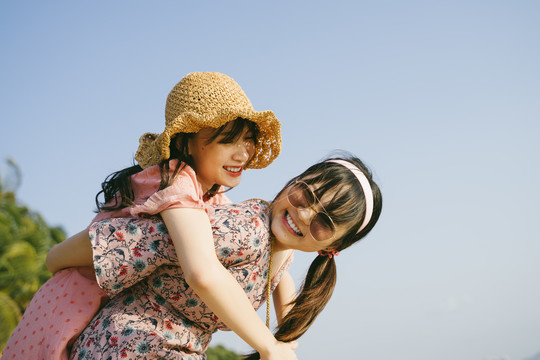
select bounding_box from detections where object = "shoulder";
[217,198,269,215]
[129,159,196,190]
[163,160,201,193]
[207,190,232,205]
[211,199,270,228]
[166,159,197,182]
[129,160,205,216]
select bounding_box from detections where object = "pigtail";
[276,256,336,342]
[243,256,336,360]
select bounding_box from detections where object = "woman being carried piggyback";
[2,72,296,360]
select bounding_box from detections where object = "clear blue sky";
[1,1,539,359]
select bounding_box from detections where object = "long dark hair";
[95,117,260,212]
[245,153,383,359]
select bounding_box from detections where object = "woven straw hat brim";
[135,108,281,170]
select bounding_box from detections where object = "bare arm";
[161,208,297,360]
[45,229,93,273]
[272,271,296,326]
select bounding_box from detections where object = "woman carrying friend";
[2,72,296,360]
[48,154,382,359]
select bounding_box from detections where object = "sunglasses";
[286,181,337,241]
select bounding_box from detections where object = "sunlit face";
[271,182,350,253]
[187,123,256,192]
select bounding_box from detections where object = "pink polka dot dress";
[1,268,107,360]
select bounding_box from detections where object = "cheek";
[248,144,256,158]
[270,208,286,235]
[270,219,279,235]
[270,214,291,248]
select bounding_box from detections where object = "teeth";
[224,167,241,173]
[286,212,302,236]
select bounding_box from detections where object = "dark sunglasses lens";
[310,213,335,241]
[288,182,314,208]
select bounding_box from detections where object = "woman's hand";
[260,340,298,360]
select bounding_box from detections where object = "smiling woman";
[186,120,258,192]
[273,179,340,247]
[39,154,383,359]
[270,158,377,254]
[2,72,287,360]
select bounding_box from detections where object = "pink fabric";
[1,269,107,360]
[91,159,231,223]
[3,159,231,360]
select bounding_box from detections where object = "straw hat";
[135,72,281,169]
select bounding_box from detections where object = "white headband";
[328,159,374,234]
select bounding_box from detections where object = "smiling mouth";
[224,166,243,176]
[285,211,303,236]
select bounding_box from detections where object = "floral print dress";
[2,160,231,360]
[69,199,293,360]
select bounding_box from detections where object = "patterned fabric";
[2,160,230,360]
[70,199,293,360]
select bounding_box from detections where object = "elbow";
[45,246,57,273]
[184,265,221,292]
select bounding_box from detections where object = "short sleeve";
[130,164,206,217]
[208,191,232,205]
[89,217,178,296]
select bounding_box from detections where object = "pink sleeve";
[209,191,233,205]
[130,164,206,216]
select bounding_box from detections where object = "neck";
[271,236,289,253]
[197,177,212,194]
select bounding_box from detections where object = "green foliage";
[206,344,242,360]
[0,177,66,350]
[0,292,21,352]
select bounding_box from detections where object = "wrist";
[256,338,280,358]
